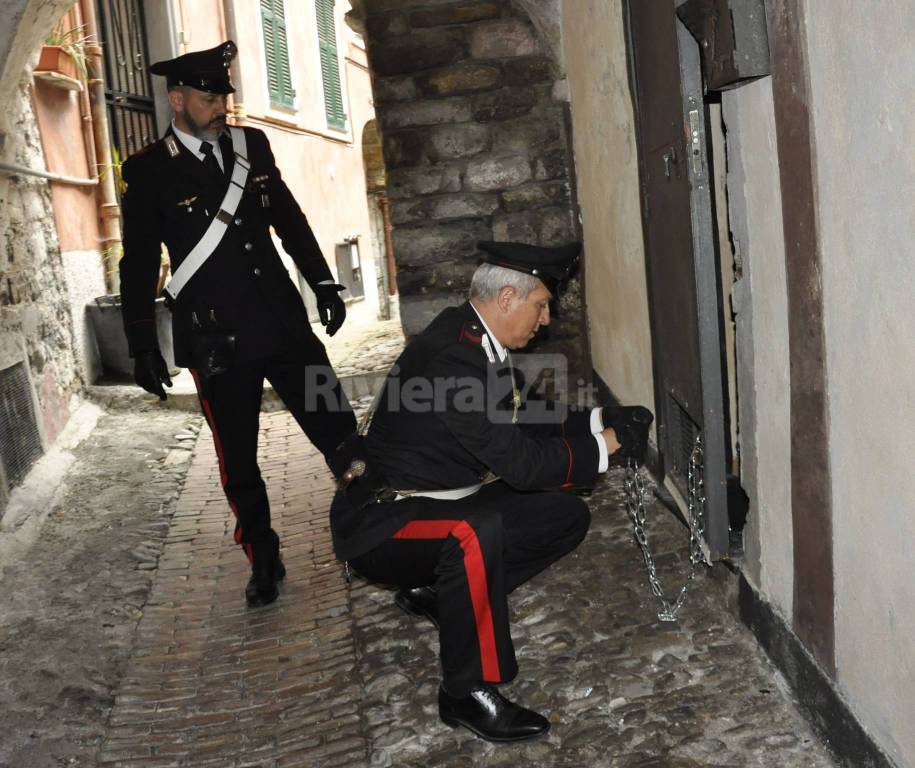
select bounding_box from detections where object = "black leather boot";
[245,531,285,608]
[438,683,550,742]
[395,586,439,628]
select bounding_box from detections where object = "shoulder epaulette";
[131,140,162,160]
[458,320,483,346]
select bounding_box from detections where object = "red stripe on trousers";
[190,369,249,559]
[393,519,501,681]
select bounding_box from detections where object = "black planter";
[87,295,178,381]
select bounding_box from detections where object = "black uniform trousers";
[191,340,356,565]
[350,482,590,693]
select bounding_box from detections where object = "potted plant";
[34,22,93,90]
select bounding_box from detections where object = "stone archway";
[350,0,589,378]
[0,0,77,144]
[0,0,81,259]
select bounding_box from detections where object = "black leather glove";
[133,350,173,401]
[314,283,347,336]
[603,405,654,466]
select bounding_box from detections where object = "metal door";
[625,0,730,559]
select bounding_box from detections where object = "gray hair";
[469,263,540,302]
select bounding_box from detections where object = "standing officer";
[330,241,653,742]
[119,41,357,608]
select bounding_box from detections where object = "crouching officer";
[119,41,357,608]
[330,241,653,742]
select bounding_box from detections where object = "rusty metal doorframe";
[624,1,731,560]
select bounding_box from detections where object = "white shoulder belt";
[163,126,251,302]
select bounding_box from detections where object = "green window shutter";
[315,0,346,131]
[261,0,294,108]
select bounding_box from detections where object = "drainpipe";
[72,3,99,183]
[222,0,246,122]
[80,0,122,294]
[377,195,397,295]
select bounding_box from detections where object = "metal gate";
[96,0,158,163]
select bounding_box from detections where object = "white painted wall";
[803,2,915,763]
[560,0,655,413]
[721,78,794,614]
[61,250,107,383]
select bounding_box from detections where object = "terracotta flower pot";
[35,45,78,80]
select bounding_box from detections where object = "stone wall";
[0,82,80,451]
[359,0,589,377]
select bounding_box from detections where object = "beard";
[186,112,226,141]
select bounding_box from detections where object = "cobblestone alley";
[0,322,841,768]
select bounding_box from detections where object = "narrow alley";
[2,1,912,766]
[0,327,838,768]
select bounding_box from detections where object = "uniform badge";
[481,334,496,364]
[165,135,180,158]
[248,174,271,208]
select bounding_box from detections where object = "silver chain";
[624,433,706,622]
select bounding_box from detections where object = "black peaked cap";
[477,241,582,294]
[150,41,237,94]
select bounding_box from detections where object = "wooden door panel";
[625,0,730,557]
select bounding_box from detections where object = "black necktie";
[199,141,222,178]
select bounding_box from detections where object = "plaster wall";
[144,0,180,133]
[721,78,793,612]
[1,83,80,450]
[560,0,653,411]
[174,0,227,56]
[62,250,105,383]
[232,0,357,142]
[231,0,381,317]
[31,79,100,252]
[803,2,915,763]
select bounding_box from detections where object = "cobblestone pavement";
[352,474,838,768]
[323,316,405,382]
[0,405,200,768]
[90,408,838,768]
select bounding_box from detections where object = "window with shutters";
[315,0,347,131]
[261,0,295,108]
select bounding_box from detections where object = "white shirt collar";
[470,302,508,363]
[170,119,223,164]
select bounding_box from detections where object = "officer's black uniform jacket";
[331,301,601,560]
[119,126,333,365]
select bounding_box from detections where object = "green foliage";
[99,146,127,196]
[44,22,96,81]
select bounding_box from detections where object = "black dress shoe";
[246,553,286,609]
[395,586,439,628]
[246,574,279,608]
[438,683,550,742]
